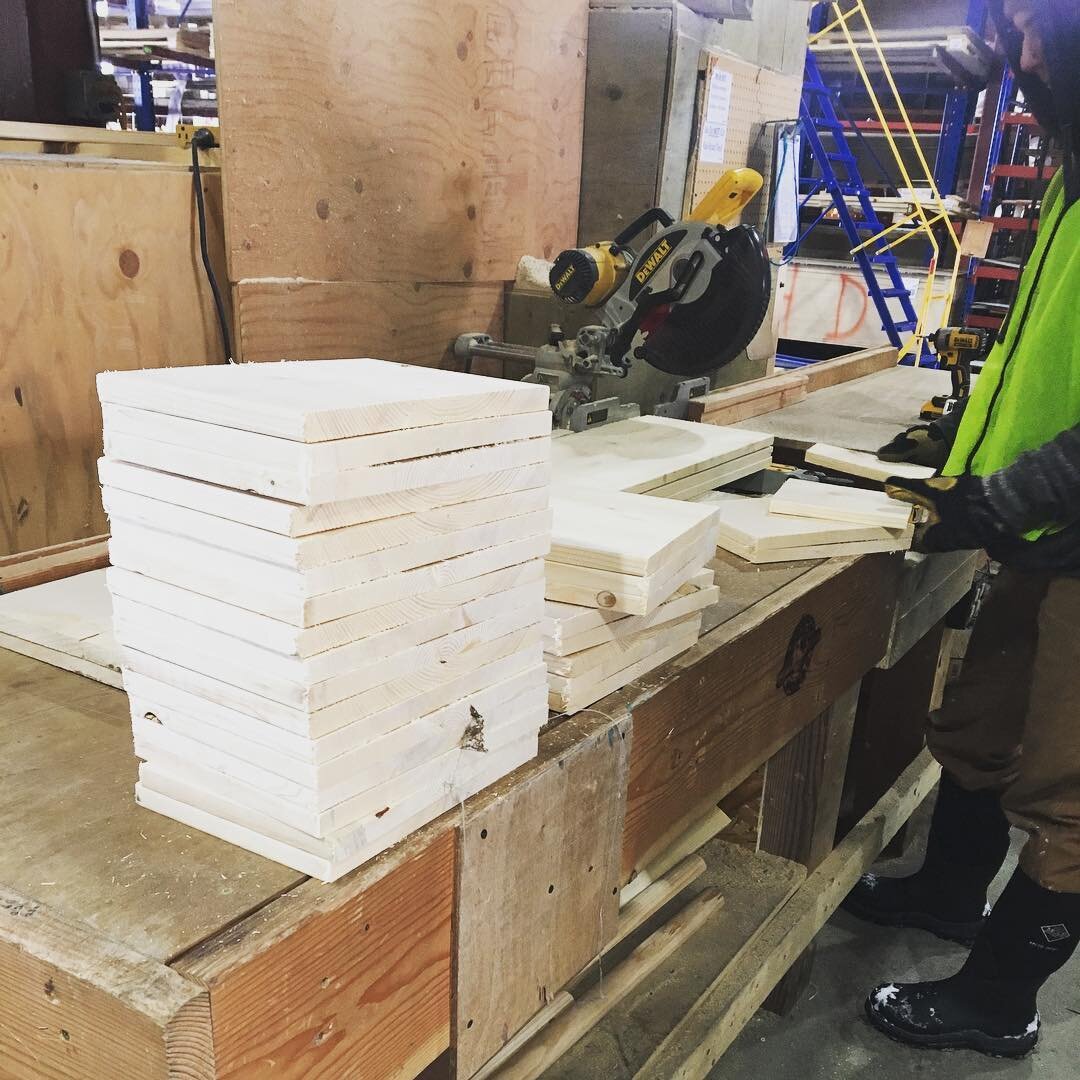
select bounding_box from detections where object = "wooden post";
[757,681,861,1014]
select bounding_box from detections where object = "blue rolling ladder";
[785,53,921,351]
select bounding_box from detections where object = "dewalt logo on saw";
[634,239,673,285]
[554,265,576,290]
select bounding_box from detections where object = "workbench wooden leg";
[758,681,861,1015]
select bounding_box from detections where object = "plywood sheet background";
[0,157,228,557]
[214,0,588,365]
[686,51,803,227]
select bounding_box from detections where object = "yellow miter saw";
[455,168,772,428]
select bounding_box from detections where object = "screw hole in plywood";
[480,828,488,839]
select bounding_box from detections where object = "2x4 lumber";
[0,887,213,1080]
[759,682,861,1014]
[173,826,457,1080]
[620,553,902,882]
[453,717,631,1078]
[688,371,808,426]
[620,810,729,907]
[802,345,898,394]
[490,889,725,1080]
[634,749,942,1079]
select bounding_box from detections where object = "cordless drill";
[920,326,993,420]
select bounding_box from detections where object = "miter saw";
[454,168,772,429]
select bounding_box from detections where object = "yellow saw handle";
[688,168,764,226]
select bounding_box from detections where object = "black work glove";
[877,424,951,470]
[884,475,1009,554]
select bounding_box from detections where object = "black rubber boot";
[843,773,1011,943]
[865,867,1080,1057]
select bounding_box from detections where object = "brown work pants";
[928,569,1080,893]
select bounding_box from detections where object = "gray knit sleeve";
[982,424,1080,533]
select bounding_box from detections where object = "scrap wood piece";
[802,345,898,393]
[489,888,725,1080]
[688,371,808,426]
[0,535,109,594]
[634,749,941,1079]
[805,443,936,484]
[770,478,914,530]
[548,489,721,576]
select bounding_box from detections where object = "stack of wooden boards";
[710,479,914,563]
[542,490,722,713]
[97,359,554,881]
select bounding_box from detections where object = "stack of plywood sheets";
[97,359,554,881]
[542,490,722,712]
[550,415,773,501]
[708,480,914,564]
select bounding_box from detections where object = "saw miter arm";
[454,168,772,427]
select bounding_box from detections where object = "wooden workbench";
[0,539,936,1080]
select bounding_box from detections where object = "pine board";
[0,569,121,688]
[549,622,701,715]
[129,665,545,794]
[97,359,549,442]
[544,533,716,616]
[109,527,550,626]
[770,479,914,530]
[120,622,543,739]
[550,416,772,494]
[114,592,542,712]
[106,559,544,659]
[104,430,551,505]
[98,457,552,537]
[643,449,773,500]
[545,578,719,657]
[548,489,720,575]
[805,443,936,484]
[103,485,548,571]
[103,403,551,475]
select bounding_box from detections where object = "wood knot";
[315,198,331,220]
[596,591,617,609]
[118,249,140,278]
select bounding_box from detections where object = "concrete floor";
[709,802,1080,1079]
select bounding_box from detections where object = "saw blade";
[635,225,771,377]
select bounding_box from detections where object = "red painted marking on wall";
[825,272,870,341]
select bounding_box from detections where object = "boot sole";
[841,896,985,945]
[864,1000,1037,1058]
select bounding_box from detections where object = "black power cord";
[190,128,235,363]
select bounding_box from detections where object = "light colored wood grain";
[544,579,719,657]
[0,651,304,964]
[235,280,504,367]
[213,0,586,286]
[98,457,552,537]
[0,569,120,687]
[491,889,724,1079]
[548,489,720,576]
[175,826,457,1080]
[107,559,544,659]
[635,750,941,1079]
[688,372,808,425]
[0,888,213,1080]
[612,853,708,944]
[802,345,898,393]
[104,430,551,505]
[120,633,543,742]
[97,358,549,443]
[643,449,773,500]
[454,715,630,1077]
[549,622,700,715]
[769,478,914,530]
[0,535,110,592]
[103,483,548,571]
[471,992,575,1080]
[544,534,715,616]
[805,443,936,484]
[550,416,772,495]
[109,527,550,626]
[0,157,227,557]
[135,729,540,880]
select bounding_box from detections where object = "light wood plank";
[551,416,772,495]
[98,457,552,536]
[769,478,914,530]
[549,490,720,576]
[104,430,551,505]
[547,612,704,680]
[805,443,936,484]
[98,358,548,442]
[643,450,773,501]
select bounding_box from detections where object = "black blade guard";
[637,225,771,377]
